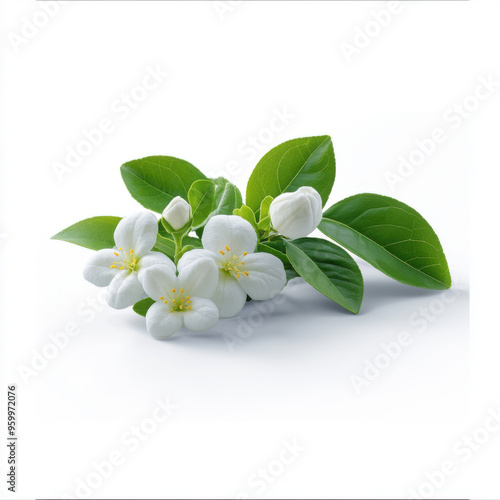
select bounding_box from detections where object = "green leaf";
[258,240,299,281]
[319,193,451,290]
[233,205,258,233]
[121,156,207,213]
[133,298,155,317]
[212,177,243,216]
[153,234,176,259]
[257,241,289,266]
[259,195,274,221]
[183,235,203,249]
[153,233,202,260]
[285,238,364,313]
[246,136,335,215]
[257,215,271,232]
[51,216,121,250]
[188,179,216,229]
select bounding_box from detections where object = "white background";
[0,0,498,499]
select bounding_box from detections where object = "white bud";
[269,186,323,239]
[162,196,192,230]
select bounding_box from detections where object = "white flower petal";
[106,271,146,309]
[176,248,222,270]
[137,251,175,282]
[182,297,219,331]
[146,302,184,339]
[202,215,257,256]
[140,266,179,301]
[269,186,323,239]
[237,252,286,300]
[300,186,323,227]
[211,271,247,318]
[114,211,158,256]
[177,256,219,298]
[162,196,192,230]
[83,249,120,287]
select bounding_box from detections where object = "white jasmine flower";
[269,186,323,239]
[180,215,287,318]
[83,211,172,309]
[140,254,219,339]
[162,196,192,231]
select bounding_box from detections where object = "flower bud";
[162,196,192,231]
[269,186,322,239]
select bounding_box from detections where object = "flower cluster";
[53,135,451,341]
[82,187,322,338]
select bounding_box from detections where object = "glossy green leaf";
[233,205,258,232]
[285,238,364,313]
[319,193,451,289]
[120,156,207,213]
[258,240,298,280]
[212,177,243,216]
[153,234,176,259]
[257,215,271,232]
[246,136,335,215]
[154,233,202,260]
[188,179,216,229]
[259,195,274,220]
[133,298,155,317]
[51,216,121,250]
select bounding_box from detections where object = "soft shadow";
[361,275,447,314]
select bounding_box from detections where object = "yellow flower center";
[109,248,138,272]
[160,289,192,313]
[219,246,250,279]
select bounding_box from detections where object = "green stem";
[173,232,184,265]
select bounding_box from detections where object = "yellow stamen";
[180,289,184,293]
[186,296,190,300]
[187,300,191,304]
[160,297,164,300]
[172,299,176,303]
[119,266,124,270]
[110,265,117,268]
[240,262,245,265]
[219,250,225,255]
[188,306,192,310]
[119,248,123,251]
[225,245,230,251]
[233,255,237,259]
[164,300,168,304]
[243,252,248,256]
[172,289,176,293]
[237,274,241,278]
[133,259,137,264]
[243,271,249,276]
[180,305,183,310]
[130,249,134,254]
[114,252,119,256]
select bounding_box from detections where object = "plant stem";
[173,232,184,265]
